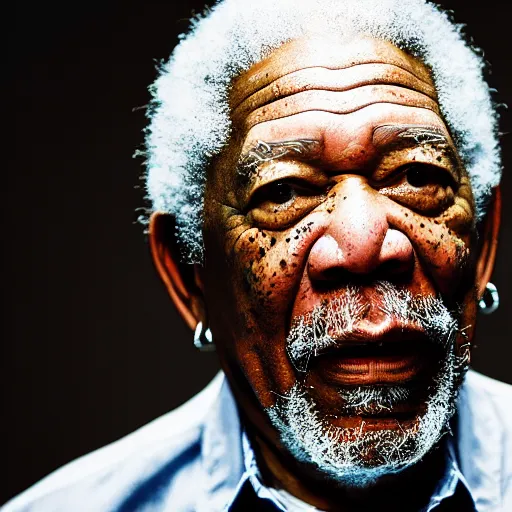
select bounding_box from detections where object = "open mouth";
[311,339,442,387]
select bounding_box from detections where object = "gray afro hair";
[143,0,501,263]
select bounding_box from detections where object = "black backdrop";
[4,0,511,504]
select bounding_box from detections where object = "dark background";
[4,0,511,504]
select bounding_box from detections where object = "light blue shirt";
[3,371,512,511]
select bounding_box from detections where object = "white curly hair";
[143,0,501,263]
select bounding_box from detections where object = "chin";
[266,345,465,488]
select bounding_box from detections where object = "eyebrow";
[237,126,460,185]
[372,125,459,164]
[236,139,322,184]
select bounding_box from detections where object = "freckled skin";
[199,36,481,509]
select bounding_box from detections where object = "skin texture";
[150,36,500,511]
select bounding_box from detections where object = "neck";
[246,425,450,512]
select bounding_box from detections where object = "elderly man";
[4,0,510,510]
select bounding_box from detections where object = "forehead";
[230,35,434,109]
[225,35,452,172]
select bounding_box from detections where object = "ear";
[148,212,205,331]
[475,186,501,300]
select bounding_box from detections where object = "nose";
[307,178,414,282]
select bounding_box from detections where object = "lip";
[315,348,427,386]
[307,325,442,386]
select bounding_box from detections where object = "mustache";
[286,282,459,373]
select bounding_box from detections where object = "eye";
[246,179,325,229]
[265,182,296,204]
[405,164,455,189]
[247,179,316,210]
[379,163,458,215]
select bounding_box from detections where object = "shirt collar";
[425,435,476,511]
[200,373,479,511]
[238,428,475,512]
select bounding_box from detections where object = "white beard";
[266,283,465,488]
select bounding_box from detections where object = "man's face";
[201,36,477,483]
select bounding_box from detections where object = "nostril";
[375,229,415,281]
[310,266,379,291]
[381,259,408,274]
[308,227,414,287]
[376,258,414,282]
[321,267,351,282]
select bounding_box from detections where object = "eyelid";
[378,162,458,216]
[373,161,458,188]
[245,177,324,212]
[375,142,460,179]
[242,162,328,203]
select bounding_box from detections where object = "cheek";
[390,209,474,296]
[232,212,328,326]
[210,213,329,406]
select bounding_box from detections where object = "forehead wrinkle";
[230,61,436,112]
[232,66,437,125]
[231,37,433,105]
[240,86,439,131]
[242,98,440,135]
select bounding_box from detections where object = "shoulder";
[460,369,512,437]
[465,369,512,395]
[463,369,512,419]
[3,373,225,512]
[458,370,512,510]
